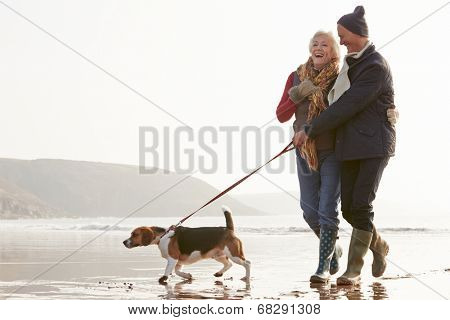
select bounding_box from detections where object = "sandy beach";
[1,215,449,300]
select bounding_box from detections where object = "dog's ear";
[141,228,155,246]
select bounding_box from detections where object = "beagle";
[123,205,251,284]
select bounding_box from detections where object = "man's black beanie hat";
[337,6,369,37]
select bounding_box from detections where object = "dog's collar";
[157,226,177,244]
[160,225,177,239]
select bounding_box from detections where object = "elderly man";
[295,6,396,285]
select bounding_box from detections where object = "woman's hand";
[288,80,319,104]
[387,107,399,126]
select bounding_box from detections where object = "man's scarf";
[328,41,372,105]
[297,57,339,170]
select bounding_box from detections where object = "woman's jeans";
[295,148,341,231]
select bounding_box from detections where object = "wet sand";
[1,224,449,300]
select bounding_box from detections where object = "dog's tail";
[221,205,234,231]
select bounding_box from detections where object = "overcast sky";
[1,0,449,214]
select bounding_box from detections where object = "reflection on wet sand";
[309,282,388,300]
[2,227,448,300]
[309,283,340,300]
[369,282,388,300]
[159,279,252,300]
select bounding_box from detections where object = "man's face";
[337,24,361,53]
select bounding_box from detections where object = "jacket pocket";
[352,122,375,137]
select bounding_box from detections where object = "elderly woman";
[276,31,342,283]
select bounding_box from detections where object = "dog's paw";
[182,273,193,280]
[214,272,223,277]
[158,276,168,284]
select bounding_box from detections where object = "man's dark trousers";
[340,157,389,232]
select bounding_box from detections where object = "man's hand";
[293,130,308,148]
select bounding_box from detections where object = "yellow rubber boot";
[337,228,372,286]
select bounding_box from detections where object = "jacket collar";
[346,42,375,65]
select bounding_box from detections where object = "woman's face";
[310,35,334,69]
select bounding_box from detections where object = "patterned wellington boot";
[313,228,342,275]
[310,227,338,283]
[370,225,389,277]
[337,228,373,286]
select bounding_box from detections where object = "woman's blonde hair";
[309,31,340,60]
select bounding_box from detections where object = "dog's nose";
[123,240,127,246]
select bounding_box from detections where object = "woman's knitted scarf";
[297,57,339,170]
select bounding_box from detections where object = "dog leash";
[160,140,295,238]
